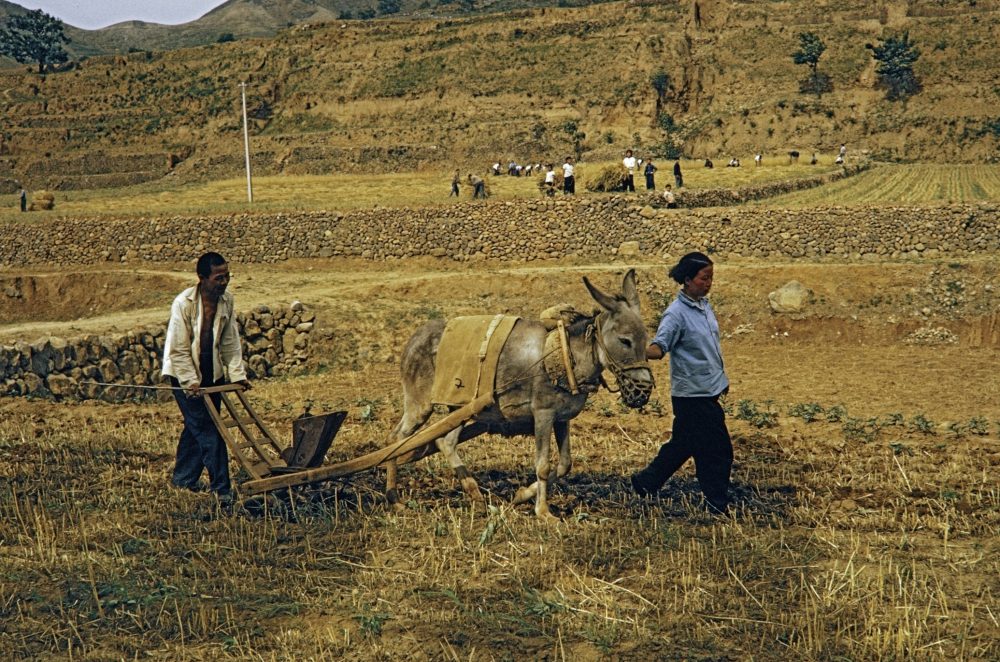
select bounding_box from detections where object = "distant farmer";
[839,143,847,161]
[662,184,677,209]
[631,252,732,514]
[162,252,250,504]
[18,186,27,212]
[450,169,460,197]
[644,159,657,190]
[673,158,683,188]
[754,153,762,167]
[562,156,575,195]
[468,173,486,199]
[544,164,556,197]
[622,149,637,192]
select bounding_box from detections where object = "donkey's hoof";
[513,484,537,506]
[535,508,559,522]
[460,477,484,502]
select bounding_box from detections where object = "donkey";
[386,270,654,518]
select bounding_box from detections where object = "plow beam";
[241,393,494,495]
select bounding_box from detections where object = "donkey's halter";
[592,311,655,408]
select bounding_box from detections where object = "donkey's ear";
[621,269,640,311]
[583,276,619,312]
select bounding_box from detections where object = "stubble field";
[1,250,998,660]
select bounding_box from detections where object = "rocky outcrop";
[769,281,811,313]
[0,303,314,401]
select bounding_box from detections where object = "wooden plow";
[201,384,492,496]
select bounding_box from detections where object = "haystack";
[30,191,55,211]
[585,166,627,193]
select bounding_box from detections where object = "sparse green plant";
[882,412,905,427]
[735,399,778,428]
[523,588,566,617]
[412,304,443,320]
[646,398,664,417]
[355,609,391,638]
[825,404,848,422]
[966,416,989,435]
[842,416,881,443]
[910,413,936,434]
[788,402,824,422]
[889,442,912,456]
[356,397,382,422]
[378,0,401,14]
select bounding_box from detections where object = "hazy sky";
[14,1,230,30]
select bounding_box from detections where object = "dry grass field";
[1,254,998,660]
[760,164,1000,208]
[0,156,837,219]
[10,160,1000,220]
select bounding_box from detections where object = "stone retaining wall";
[1,200,997,267]
[0,302,314,401]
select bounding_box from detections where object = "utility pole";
[240,81,253,204]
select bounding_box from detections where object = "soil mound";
[1,272,180,324]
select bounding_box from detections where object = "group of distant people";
[451,157,578,199]
[492,160,545,177]
[712,143,847,168]
[447,143,849,201]
[493,157,577,196]
[620,150,682,192]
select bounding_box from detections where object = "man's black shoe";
[630,473,656,498]
[171,480,209,493]
[704,498,732,516]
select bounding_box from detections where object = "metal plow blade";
[280,411,347,469]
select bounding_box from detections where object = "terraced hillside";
[0,0,997,190]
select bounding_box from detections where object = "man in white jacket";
[162,252,250,499]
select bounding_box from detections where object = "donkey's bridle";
[590,312,655,408]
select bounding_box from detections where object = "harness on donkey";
[540,305,655,408]
[431,307,654,413]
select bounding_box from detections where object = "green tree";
[0,9,70,75]
[562,120,585,160]
[792,32,832,97]
[649,69,670,122]
[378,0,401,14]
[866,32,922,101]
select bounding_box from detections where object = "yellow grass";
[758,164,1000,207]
[0,157,846,220]
[1,260,999,659]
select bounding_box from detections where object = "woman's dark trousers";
[633,395,732,509]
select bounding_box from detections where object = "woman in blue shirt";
[631,252,733,513]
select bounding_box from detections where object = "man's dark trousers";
[170,367,231,495]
